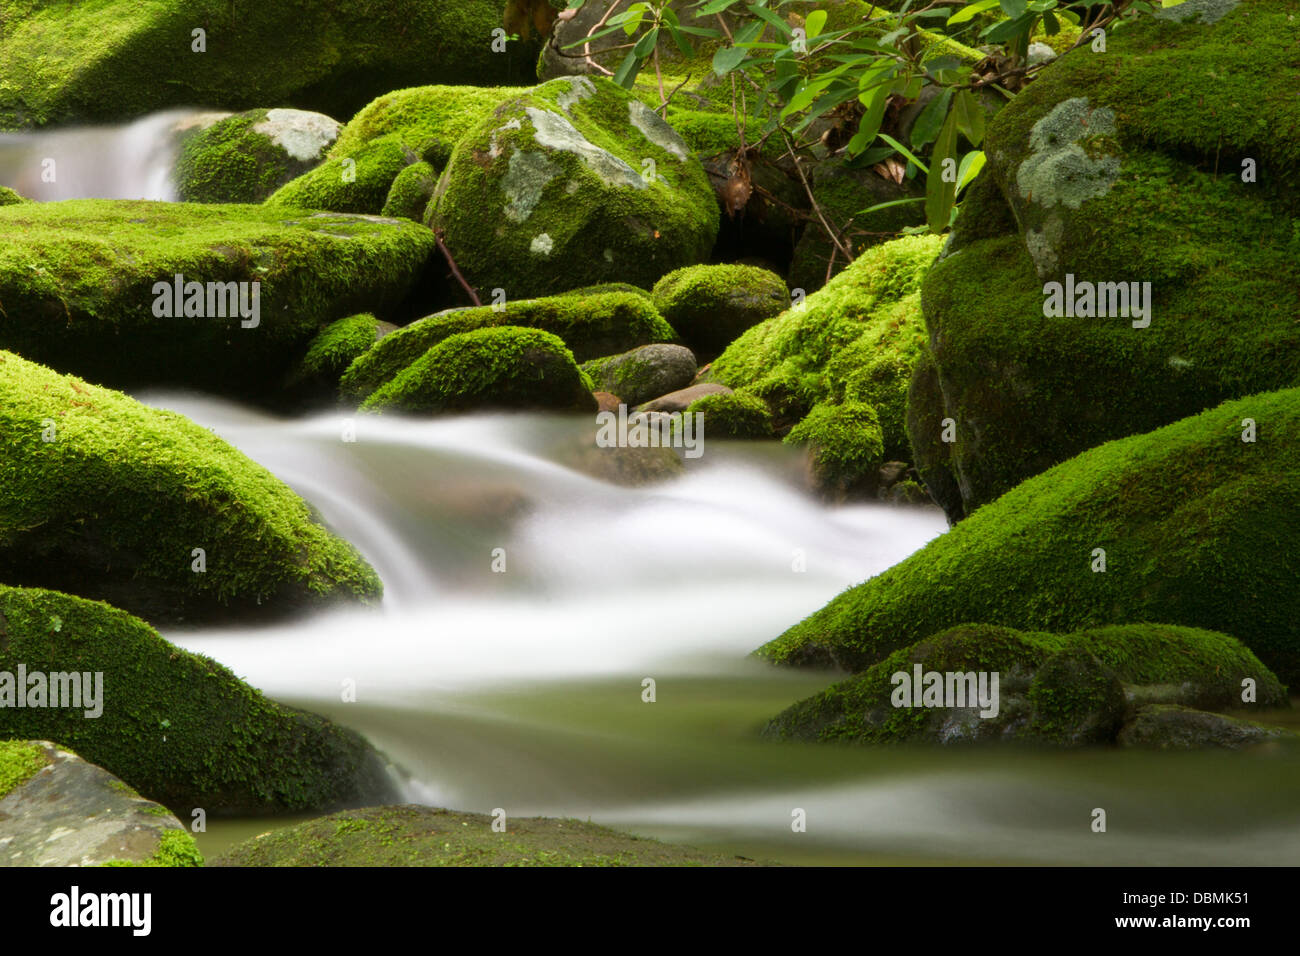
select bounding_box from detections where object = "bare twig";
[435,229,482,307]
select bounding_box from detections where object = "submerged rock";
[0,741,202,867]
[0,587,398,815]
[0,352,383,624]
[1117,705,1296,751]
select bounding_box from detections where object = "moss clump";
[0,351,382,624]
[0,186,25,205]
[785,401,885,496]
[431,76,719,299]
[0,586,396,815]
[556,282,655,301]
[760,387,1300,685]
[102,829,205,868]
[265,138,414,215]
[287,313,392,397]
[0,0,542,130]
[174,109,340,204]
[919,1,1300,515]
[340,293,675,402]
[361,326,597,415]
[686,391,774,439]
[764,622,1287,746]
[713,234,941,454]
[212,804,763,866]
[382,161,439,221]
[651,264,788,357]
[0,199,435,397]
[0,739,48,799]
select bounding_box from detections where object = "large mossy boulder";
[759,387,1300,685]
[430,76,719,299]
[651,264,788,357]
[765,623,1288,746]
[174,108,341,203]
[360,326,598,415]
[340,292,675,402]
[266,85,521,215]
[213,804,761,866]
[0,587,396,816]
[0,352,382,624]
[0,1,540,130]
[0,200,434,396]
[913,0,1300,520]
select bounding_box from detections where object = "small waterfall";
[0,109,227,202]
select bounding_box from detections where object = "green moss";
[713,234,941,454]
[0,739,48,799]
[785,401,885,493]
[341,292,675,402]
[431,76,719,299]
[381,161,439,222]
[0,0,541,130]
[0,185,25,205]
[0,199,435,397]
[174,109,339,204]
[765,622,1286,745]
[0,351,382,624]
[212,804,763,867]
[0,586,395,814]
[760,386,1300,685]
[556,282,655,301]
[651,264,788,356]
[290,314,387,393]
[102,829,205,868]
[265,138,413,215]
[686,390,774,439]
[361,326,597,415]
[920,1,1300,513]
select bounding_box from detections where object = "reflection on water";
[142,395,1300,866]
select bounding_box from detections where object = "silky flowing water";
[145,395,1300,866]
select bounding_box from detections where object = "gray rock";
[636,382,732,413]
[0,742,190,867]
[1117,705,1295,750]
[582,344,697,406]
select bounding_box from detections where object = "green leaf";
[783,77,833,117]
[694,0,741,14]
[953,89,985,147]
[955,149,987,196]
[805,9,828,37]
[909,87,952,149]
[858,197,926,215]
[925,106,960,232]
[981,11,1036,42]
[998,0,1028,16]
[746,3,794,37]
[712,44,748,75]
[947,0,1000,25]
[879,133,930,173]
[613,51,642,87]
[633,26,659,57]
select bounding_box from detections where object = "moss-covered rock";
[340,292,675,401]
[382,161,439,221]
[711,234,942,452]
[174,108,341,203]
[0,199,434,397]
[764,622,1287,746]
[1117,704,1297,751]
[213,804,763,866]
[651,264,788,357]
[0,587,396,815]
[267,85,521,215]
[0,739,46,799]
[785,401,885,498]
[0,1,542,130]
[286,313,397,398]
[431,76,719,299]
[915,0,1300,517]
[759,386,1300,685]
[0,351,383,624]
[361,326,597,415]
[686,390,775,439]
[581,344,697,406]
[0,186,25,206]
